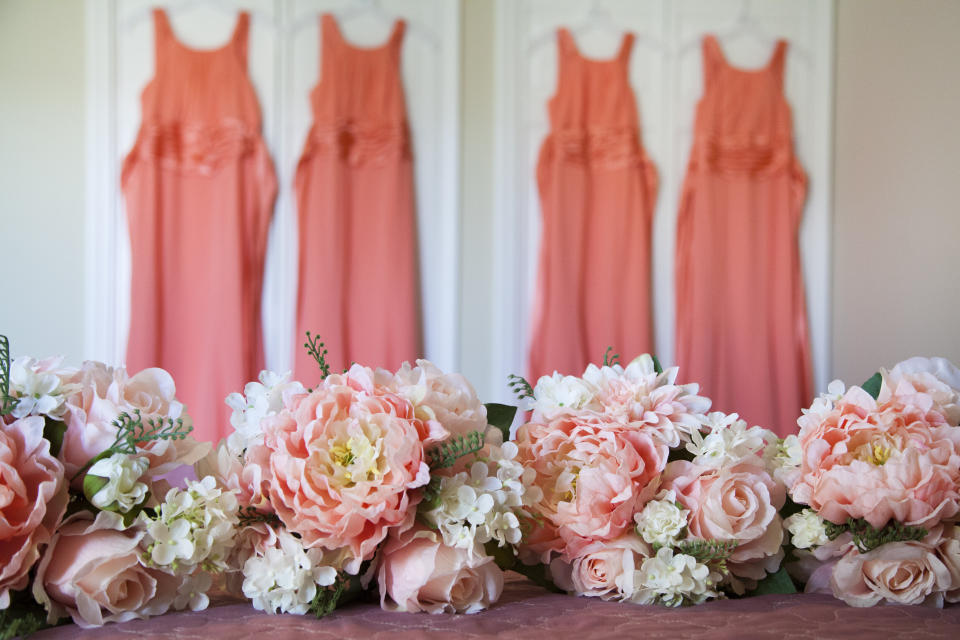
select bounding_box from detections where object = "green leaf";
[43,418,67,458]
[0,334,16,416]
[652,355,663,375]
[484,402,517,442]
[0,588,56,640]
[745,567,797,596]
[861,372,882,399]
[484,542,564,594]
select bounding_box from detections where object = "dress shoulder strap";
[617,31,635,64]
[768,39,789,88]
[701,35,723,90]
[152,9,173,62]
[232,11,251,67]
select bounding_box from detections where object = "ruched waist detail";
[546,127,649,170]
[694,134,793,175]
[301,120,410,167]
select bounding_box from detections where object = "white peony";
[87,453,150,512]
[224,370,305,454]
[9,356,76,420]
[242,528,337,615]
[783,509,829,549]
[619,547,720,606]
[143,476,239,572]
[634,490,689,547]
[390,359,489,437]
[530,372,596,418]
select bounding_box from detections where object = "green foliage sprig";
[309,564,367,619]
[824,517,928,553]
[507,373,534,401]
[0,589,54,640]
[651,355,664,375]
[237,505,282,528]
[304,331,331,379]
[0,334,17,415]
[675,539,738,575]
[602,346,621,367]
[425,431,485,470]
[71,410,193,482]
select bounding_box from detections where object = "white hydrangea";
[530,373,595,418]
[783,509,829,549]
[143,476,240,573]
[634,490,689,547]
[685,412,772,468]
[763,434,802,486]
[174,571,213,611]
[242,528,337,615]
[422,441,541,550]
[224,370,306,454]
[618,547,720,607]
[9,356,75,420]
[87,453,150,512]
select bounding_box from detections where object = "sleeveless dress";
[293,14,420,384]
[121,9,277,442]
[528,28,658,382]
[675,36,811,436]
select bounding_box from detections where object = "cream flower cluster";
[224,370,306,454]
[618,547,720,606]
[423,441,542,550]
[241,528,337,615]
[783,509,830,549]
[87,453,150,512]
[142,476,239,572]
[9,356,77,420]
[634,490,689,548]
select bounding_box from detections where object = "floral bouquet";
[779,357,960,607]
[198,334,542,616]
[0,335,218,637]
[506,351,795,606]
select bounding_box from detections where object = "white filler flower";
[634,490,689,547]
[620,547,719,606]
[224,370,306,453]
[686,412,772,469]
[87,453,150,512]
[242,528,337,615]
[783,509,830,549]
[9,356,74,419]
[143,476,240,572]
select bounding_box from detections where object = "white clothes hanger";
[122,0,276,32]
[678,0,810,64]
[527,0,666,55]
[287,0,439,50]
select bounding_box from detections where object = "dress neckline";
[559,27,632,65]
[706,34,785,76]
[324,13,403,53]
[157,8,245,57]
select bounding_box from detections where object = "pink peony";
[60,362,208,487]
[792,385,960,529]
[377,528,503,614]
[516,412,667,562]
[33,511,181,627]
[195,440,269,511]
[830,537,953,607]
[246,365,445,573]
[0,417,68,607]
[550,534,651,600]
[663,459,785,581]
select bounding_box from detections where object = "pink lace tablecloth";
[30,574,960,639]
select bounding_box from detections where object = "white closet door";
[85,0,460,374]
[491,0,833,402]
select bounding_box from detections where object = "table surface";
[29,574,960,639]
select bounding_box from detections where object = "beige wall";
[0,0,86,363]
[2,0,959,392]
[832,0,960,384]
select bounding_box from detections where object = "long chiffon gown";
[528,28,658,383]
[675,36,812,437]
[122,10,277,442]
[293,14,421,385]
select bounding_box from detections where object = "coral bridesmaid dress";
[528,28,658,382]
[293,14,421,384]
[122,10,277,442]
[675,36,811,436]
